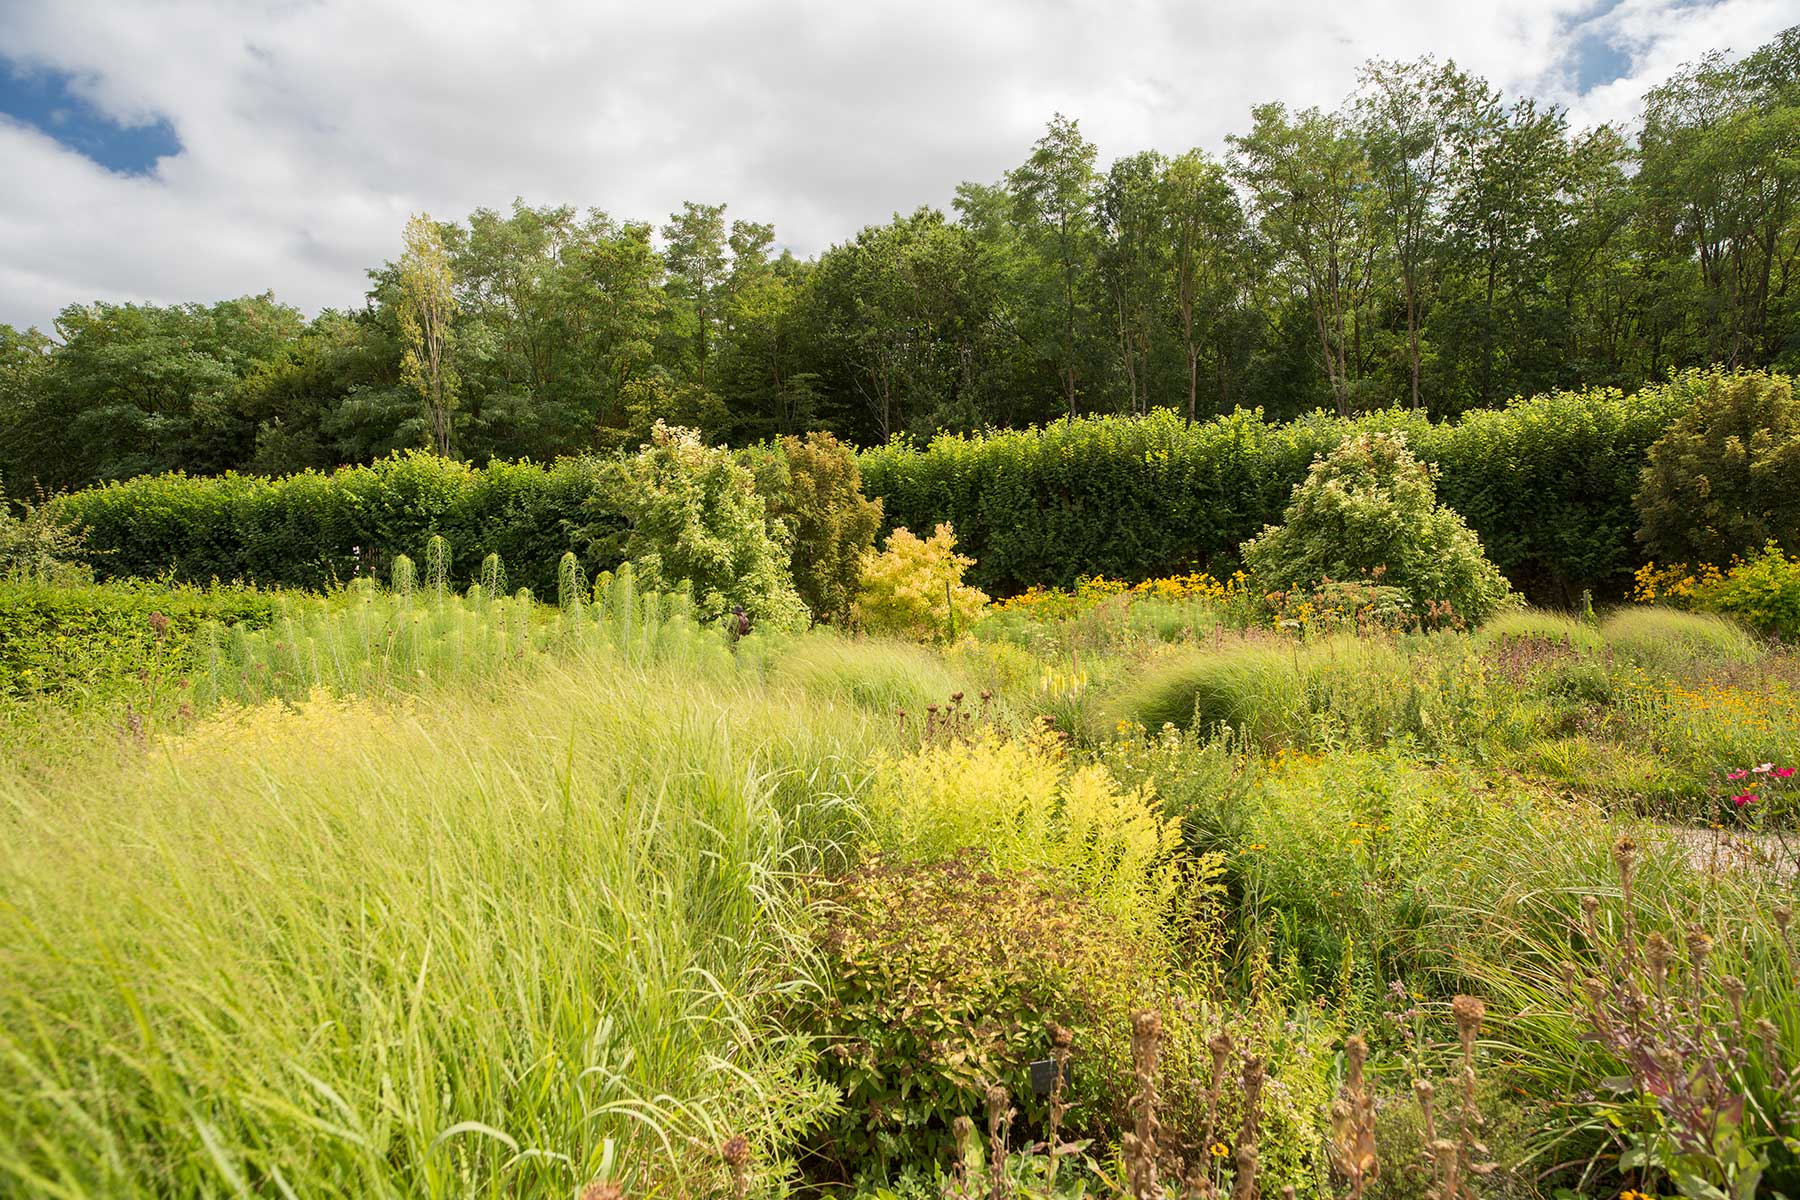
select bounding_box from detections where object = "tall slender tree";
[395,213,461,457]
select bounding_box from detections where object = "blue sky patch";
[1571,30,1635,92]
[0,57,180,176]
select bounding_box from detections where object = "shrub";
[0,477,89,583]
[574,423,807,630]
[794,855,1147,1174]
[1600,608,1760,672]
[757,432,883,626]
[1241,432,1512,625]
[1635,369,1800,565]
[863,728,1185,933]
[0,579,280,707]
[852,523,988,642]
[1689,543,1800,641]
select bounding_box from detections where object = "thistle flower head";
[1452,995,1486,1038]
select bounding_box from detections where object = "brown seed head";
[1048,1021,1073,1050]
[1452,995,1486,1037]
[1612,835,1637,881]
[1774,904,1793,935]
[1687,926,1714,970]
[1345,1034,1368,1068]
[720,1134,750,1168]
[1646,931,1672,976]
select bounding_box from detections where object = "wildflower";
[1777,767,1796,779]
[1733,793,1757,807]
[1754,763,1775,774]
[1727,769,1750,781]
[1210,1142,1229,1158]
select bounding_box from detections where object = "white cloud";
[0,0,1791,330]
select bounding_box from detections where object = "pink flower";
[1727,769,1750,781]
[1754,763,1775,774]
[1776,767,1796,779]
[1732,793,1757,807]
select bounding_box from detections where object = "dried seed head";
[1208,1030,1234,1065]
[952,1115,974,1143]
[1612,835,1637,883]
[1413,1078,1434,1102]
[1687,926,1714,971]
[1580,894,1600,920]
[1646,931,1672,977]
[1345,1034,1368,1068]
[1133,1008,1163,1040]
[1774,904,1793,935]
[1048,1021,1073,1050]
[580,1184,624,1200]
[1452,995,1486,1037]
[1723,974,1747,1006]
[720,1134,750,1168]
[1582,977,1607,1006]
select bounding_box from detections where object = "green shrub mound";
[1600,607,1760,672]
[793,854,1147,1173]
[1241,431,1512,624]
[1635,369,1800,565]
[1690,544,1800,640]
[751,431,882,626]
[862,375,1699,602]
[570,422,807,629]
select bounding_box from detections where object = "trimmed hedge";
[55,453,615,596]
[861,379,1697,601]
[46,375,1722,603]
[0,579,280,705]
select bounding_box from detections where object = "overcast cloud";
[0,0,1793,331]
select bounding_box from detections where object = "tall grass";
[1601,607,1760,672]
[0,646,885,1197]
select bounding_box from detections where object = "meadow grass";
[1600,606,1760,672]
[0,644,888,1199]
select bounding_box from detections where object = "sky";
[0,0,1792,332]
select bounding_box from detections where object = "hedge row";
[0,579,280,705]
[860,380,1694,602]
[56,454,615,596]
[51,378,1699,603]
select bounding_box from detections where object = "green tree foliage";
[1241,431,1513,623]
[4,26,1798,491]
[1635,369,1800,564]
[757,432,882,625]
[395,213,461,457]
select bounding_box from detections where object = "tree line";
[1,27,1796,497]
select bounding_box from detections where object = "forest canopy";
[2,26,1797,497]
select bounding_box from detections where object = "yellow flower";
[1210,1142,1229,1158]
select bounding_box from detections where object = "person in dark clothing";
[730,604,751,639]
